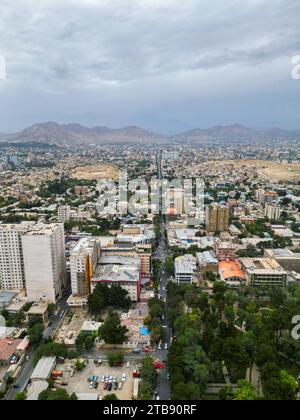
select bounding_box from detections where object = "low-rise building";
[219,260,246,287]
[92,256,141,301]
[196,251,218,274]
[240,258,288,287]
[175,255,197,285]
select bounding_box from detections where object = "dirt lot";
[72,165,119,181]
[56,358,137,400]
[203,159,300,181]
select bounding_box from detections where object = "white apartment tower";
[0,222,35,290]
[22,224,67,304]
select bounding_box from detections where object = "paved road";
[6,298,68,400]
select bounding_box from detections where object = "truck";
[51,370,64,378]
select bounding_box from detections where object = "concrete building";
[0,222,35,290]
[265,203,281,221]
[22,224,67,304]
[264,249,300,273]
[206,204,230,233]
[196,251,218,274]
[175,254,197,285]
[214,240,236,261]
[70,237,101,297]
[240,258,288,287]
[92,255,141,301]
[58,205,71,223]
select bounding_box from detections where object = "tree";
[28,322,44,345]
[235,380,258,400]
[103,394,119,400]
[107,352,124,367]
[38,389,78,400]
[75,332,95,352]
[14,392,26,401]
[75,360,85,371]
[99,312,128,344]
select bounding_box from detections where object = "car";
[167,373,170,380]
[162,287,166,292]
[158,345,162,350]
[112,377,116,383]
[94,382,98,389]
[122,373,127,382]
[104,382,108,390]
[89,382,94,389]
[13,384,20,389]
[101,375,105,383]
[126,361,130,368]
[114,382,118,390]
[108,383,113,391]
[143,347,150,353]
[161,315,165,321]
[98,358,103,365]
[164,343,168,350]
[133,348,140,354]
[118,382,123,390]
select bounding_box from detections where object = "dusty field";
[72,165,119,181]
[203,159,300,181]
[56,359,136,400]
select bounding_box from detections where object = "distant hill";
[0,122,299,146]
[0,122,168,146]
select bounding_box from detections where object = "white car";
[101,375,105,383]
[162,287,166,292]
[164,343,168,350]
[126,361,130,368]
[122,373,127,382]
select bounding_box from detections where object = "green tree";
[235,380,258,400]
[99,312,128,344]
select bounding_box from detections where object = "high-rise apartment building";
[22,224,67,304]
[206,204,230,233]
[0,222,35,290]
[70,237,101,296]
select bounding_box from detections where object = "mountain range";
[0,122,300,146]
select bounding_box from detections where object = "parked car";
[122,373,127,382]
[114,382,118,390]
[104,382,108,390]
[13,384,20,389]
[126,361,130,368]
[118,382,123,390]
[108,383,113,391]
[94,382,98,389]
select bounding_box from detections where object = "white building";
[70,237,101,296]
[22,224,67,304]
[92,255,141,301]
[58,205,71,223]
[265,203,281,221]
[175,254,197,284]
[0,222,35,290]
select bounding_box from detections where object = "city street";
[6,298,68,400]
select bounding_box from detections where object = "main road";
[6,298,68,400]
[153,150,172,400]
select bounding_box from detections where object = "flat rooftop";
[240,258,287,274]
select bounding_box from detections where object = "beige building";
[70,237,101,296]
[240,258,288,287]
[206,204,230,233]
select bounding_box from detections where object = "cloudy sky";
[0,0,300,133]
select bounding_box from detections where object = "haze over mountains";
[0,122,300,146]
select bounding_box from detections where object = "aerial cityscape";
[0,0,300,406]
